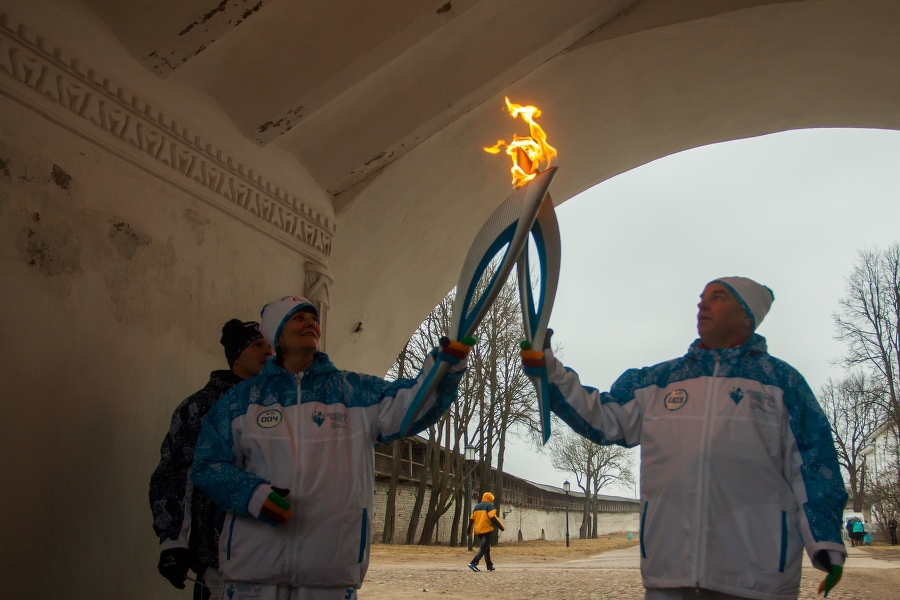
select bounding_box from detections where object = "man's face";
[696,283,752,348]
[232,337,273,378]
[278,307,321,354]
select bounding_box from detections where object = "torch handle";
[517,192,560,445]
[527,372,552,445]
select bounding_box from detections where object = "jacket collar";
[687,333,768,360]
[260,352,338,380]
[209,369,243,389]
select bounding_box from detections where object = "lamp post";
[465,444,476,551]
[563,479,570,548]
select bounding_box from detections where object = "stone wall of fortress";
[371,480,640,545]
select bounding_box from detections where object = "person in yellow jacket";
[467,492,505,572]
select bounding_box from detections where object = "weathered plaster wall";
[0,93,303,599]
[0,3,336,598]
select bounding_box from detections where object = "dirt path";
[361,540,900,599]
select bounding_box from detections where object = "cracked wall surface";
[143,0,266,77]
[0,94,307,599]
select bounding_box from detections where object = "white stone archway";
[327,0,900,375]
[1,1,899,598]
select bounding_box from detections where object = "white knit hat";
[710,277,775,331]
[259,295,318,349]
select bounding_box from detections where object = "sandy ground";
[369,536,637,564]
[361,537,900,599]
[854,544,900,563]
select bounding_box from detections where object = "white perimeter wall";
[371,482,639,545]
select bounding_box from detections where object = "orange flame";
[483,97,557,187]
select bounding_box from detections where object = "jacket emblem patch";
[257,409,282,428]
[747,390,776,414]
[226,583,262,599]
[729,387,744,405]
[663,389,688,410]
[325,410,349,429]
[311,411,325,427]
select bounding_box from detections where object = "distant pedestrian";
[845,519,853,544]
[468,492,505,572]
[889,516,898,546]
[863,532,871,546]
[851,519,864,547]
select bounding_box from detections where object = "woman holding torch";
[192,295,473,600]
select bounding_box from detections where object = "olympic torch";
[399,98,561,441]
[485,98,562,446]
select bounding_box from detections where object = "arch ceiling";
[59,0,900,373]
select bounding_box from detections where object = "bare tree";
[547,427,635,538]
[383,264,543,544]
[590,445,636,537]
[865,425,900,536]
[834,244,900,433]
[470,274,538,526]
[386,293,453,544]
[819,374,885,512]
[547,426,593,538]
[381,341,410,543]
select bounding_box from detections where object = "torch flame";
[483,97,557,187]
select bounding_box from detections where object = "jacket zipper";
[693,353,719,590]
[289,372,303,586]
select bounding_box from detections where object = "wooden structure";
[374,435,639,514]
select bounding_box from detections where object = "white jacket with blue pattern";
[546,335,846,600]
[191,350,463,588]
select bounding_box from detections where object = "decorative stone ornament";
[304,261,333,350]
[0,12,334,261]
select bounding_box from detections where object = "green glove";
[818,565,842,597]
[816,551,842,597]
[258,487,291,527]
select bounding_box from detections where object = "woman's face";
[278,307,320,354]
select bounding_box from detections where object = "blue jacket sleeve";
[780,365,848,566]
[190,389,266,517]
[375,349,465,444]
[545,349,643,447]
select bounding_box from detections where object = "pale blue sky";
[503,127,900,497]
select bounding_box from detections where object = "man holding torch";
[522,277,847,599]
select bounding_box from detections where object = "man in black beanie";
[149,319,272,599]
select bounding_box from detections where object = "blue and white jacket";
[546,335,846,600]
[191,350,463,588]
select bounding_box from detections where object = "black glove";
[543,329,553,350]
[158,547,190,589]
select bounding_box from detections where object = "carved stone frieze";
[0,12,335,259]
